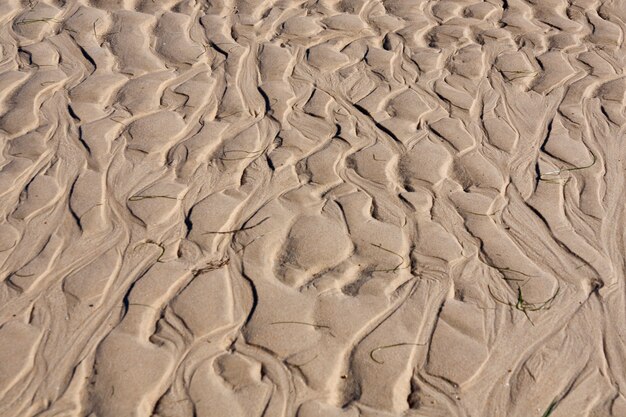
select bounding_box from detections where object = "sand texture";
[1,0,626,416]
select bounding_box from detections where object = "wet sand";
[1,0,626,416]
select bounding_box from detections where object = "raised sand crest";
[1,1,626,416]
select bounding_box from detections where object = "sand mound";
[1,1,625,416]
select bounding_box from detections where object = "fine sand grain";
[1,1,626,416]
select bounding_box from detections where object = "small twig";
[463,206,503,217]
[191,257,230,276]
[270,321,335,337]
[128,195,179,201]
[202,216,269,235]
[216,110,243,119]
[501,70,539,81]
[542,400,558,417]
[370,342,426,364]
[16,17,61,25]
[488,284,560,326]
[494,267,534,282]
[370,243,409,273]
[496,267,533,277]
[110,117,127,125]
[219,143,270,161]
[286,354,319,367]
[128,303,158,311]
[233,234,264,254]
[540,152,596,181]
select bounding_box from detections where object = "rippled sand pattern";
[1,0,626,416]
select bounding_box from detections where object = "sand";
[0,0,625,416]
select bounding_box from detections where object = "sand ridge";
[0,0,625,416]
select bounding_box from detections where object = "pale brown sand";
[0,0,625,416]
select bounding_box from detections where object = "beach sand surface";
[1,0,625,416]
